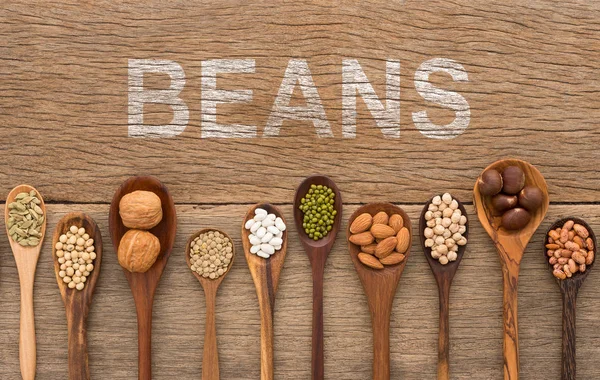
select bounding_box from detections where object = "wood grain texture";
[1,204,600,379]
[1,1,600,204]
[52,213,103,380]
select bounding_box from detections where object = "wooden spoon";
[52,212,102,380]
[292,175,342,380]
[473,158,549,380]
[185,228,236,380]
[108,176,177,380]
[242,203,288,380]
[419,194,469,380]
[5,184,47,380]
[347,203,412,380]
[544,217,596,380]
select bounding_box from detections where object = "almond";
[358,252,384,269]
[361,244,377,255]
[379,253,405,265]
[372,211,389,225]
[388,214,404,233]
[349,231,374,246]
[375,237,397,259]
[395,227,410,254]
[350,213,373,234]
[370,224,396,239]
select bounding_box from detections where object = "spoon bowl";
[5,184,47,380]
[347,202,412,380]
[419,194,468,380]
[293,175,342,380]
[474,158,549,380]
[108,176,177,380]
[52,212,102,380]
[544,217,596,380]
[242,203,288,380]
[185,228,235,380]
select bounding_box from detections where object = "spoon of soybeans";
[52,212,102,380]
[185,228,235,380]
[293,175,342,380]
[420,194,469,380]
[544,218,596,380]
[474,158,549,380]
[5,184,47,380]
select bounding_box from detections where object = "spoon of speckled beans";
[4,185,47,380]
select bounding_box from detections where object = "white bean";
[274,245,282,250]
[267,226,280,235]
[261,218,275,227]
[250,245,260,254]
[256,227,267,238]
[257,251,270,259]
[254,213,267,222]
[261,244,275,254]
[245,219,255,229]
[249,235,261,245]
[255,208,267,216]
[275,217,286,231]
[269,237,283,246]
[250,221,261,233]
[261,232,273,243]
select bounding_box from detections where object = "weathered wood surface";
[0,204,598,379]
[1,1,600,203]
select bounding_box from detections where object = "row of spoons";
[2,160,595,380]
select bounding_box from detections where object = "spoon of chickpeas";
[52,212,102,380]
[185,228,235,380]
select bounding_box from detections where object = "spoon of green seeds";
[293,175,342,380]
[4,184,47,380]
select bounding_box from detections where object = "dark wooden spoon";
[474,158,549,380]
[52,212,102,380]
[419,195,468,380]
[185,228,236,380]
[544,217,596,380]
[347,203,412,380]
[242,203,288,380]
[108,176,177,380]
[293,175,342,380]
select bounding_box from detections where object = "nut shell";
[478,169,503,196]
[118,229,161,273]
[501,166,525,195]
[491,194,518,215]
[119,190,163,230]
[518,185,543,212]
[501,208,531,231]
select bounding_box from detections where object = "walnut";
[118,229,160,273]
[119,190,163,230]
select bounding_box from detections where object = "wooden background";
[1,0,600,379]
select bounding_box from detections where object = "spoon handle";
[311,263,325,380]
[203,287,220,380]
[501,266,520,380]
[67,311,90,380]
[437,284,451,380]
[258,298,275,380]
[134,294,154,380]
[561,285,578,380]
[19,275,36,380]
[371,309,391,380]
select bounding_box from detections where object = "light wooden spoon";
[185,228,235,380]
[420,194,469,380]
[544,217,596,380]
[108,176,177,380]
[5,184,47,380]
[473,158,549,380]
[293,175,342,380]
[242,203,288,380]
[347,203,412,380]
[52,212,102,380]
